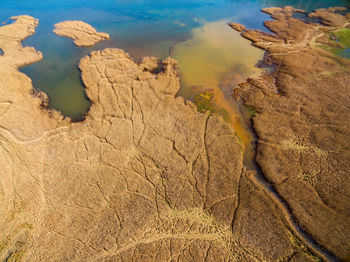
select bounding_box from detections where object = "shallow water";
[0,0,349,137]
[173,19,264,147]
[333,28,350,59]
[317,28,350,60]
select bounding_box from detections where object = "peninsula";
[0,6,349,261]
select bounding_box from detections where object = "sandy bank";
[53,20,110,47]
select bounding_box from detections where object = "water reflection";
[174,20,264,147]
[0,0,348,121]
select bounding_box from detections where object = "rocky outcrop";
[232,7,350,261]
[53,20,110,47]
[309,8,348,27]
[0,15,316,261]
[262,6,305,17]
[228,22,245,32]
[327,7,348,12]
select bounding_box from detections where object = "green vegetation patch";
[194,92,234,126]
[245,106,257,119]
[331,28,350,48]
[318,28,350,59]
[194,92,215,114]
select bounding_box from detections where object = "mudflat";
[0,15,284,262]
[0,6,349,261]
[233,6,350,261]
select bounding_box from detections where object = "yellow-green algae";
[194,92,215,114]
[318,28,350,59]
[174,19,264,148]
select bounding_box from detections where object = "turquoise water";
[0,0,349,120]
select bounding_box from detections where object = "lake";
[0,0,349,160]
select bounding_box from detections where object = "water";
[333,29,350,59]
[173,19,264,147]
[0,0,349,132]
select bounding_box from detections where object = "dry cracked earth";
[0,6,349,262]
[53,20,110,47]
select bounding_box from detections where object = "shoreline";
[231,5,350,261]
[0,6,349,261]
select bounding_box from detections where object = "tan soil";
[228,23,246,32]
[262,6,305,17]
[53,20,110,47]
[327,7,348,12]
[309,8,348,27]
[0,15,316,261]
[232,6,350,261]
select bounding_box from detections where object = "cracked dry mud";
[0,15,306,262]
[0,9,349,262]
[53,20,110,47]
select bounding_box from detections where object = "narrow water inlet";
[20,34,93,121]
[174,19,264,150]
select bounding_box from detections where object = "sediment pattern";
[233,6,350,261]
[0,15,317,261]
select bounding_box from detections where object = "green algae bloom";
[319,28,350,59]
[332,28,350,48]
[194,92,215,114]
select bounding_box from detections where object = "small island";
[53,20,110,47]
